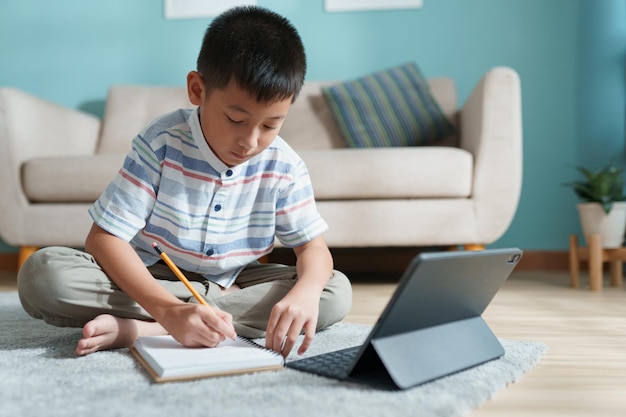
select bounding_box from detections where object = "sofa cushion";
[22,147,472,203]
[279,78,458,151]
[321,63,456,148]
[299,147,472,200]
[22,154,125,202]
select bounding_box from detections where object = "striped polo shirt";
[89,108,328,288]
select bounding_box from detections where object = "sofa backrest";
[97,86,194,154]
[97,78,457,154]
[428,77,458,128]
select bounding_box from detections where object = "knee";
[17,247,91,320]
[317,270,353,330]
[19,247,68,294]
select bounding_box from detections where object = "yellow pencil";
[152,242,211,308]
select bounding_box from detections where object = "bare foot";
[76,314,166,356]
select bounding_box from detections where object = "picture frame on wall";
[325,0,423,13]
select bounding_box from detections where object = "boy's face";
[187,71,292,167]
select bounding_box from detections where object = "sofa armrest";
[0,88,102,208]
[0,88,101,163]
[460,67,523,243]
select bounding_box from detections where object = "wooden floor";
[2,269,625,416]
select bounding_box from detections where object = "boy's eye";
[226,115,243,124]
[264,125,278,130]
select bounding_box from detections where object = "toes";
[82,321,97,339]
[76,315,116,355]
[75,338,98,356]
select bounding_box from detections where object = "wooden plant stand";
[569,234,625,291]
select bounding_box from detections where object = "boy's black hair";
[197,6,306,103]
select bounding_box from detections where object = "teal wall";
[1,0,624,252]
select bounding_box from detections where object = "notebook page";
[134,335,283,378]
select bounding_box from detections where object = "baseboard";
[0,249,572,273]
[516,250,570,271]
[270,248,572,277]
[0,253,17,271]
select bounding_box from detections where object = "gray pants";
[17,247,352,338]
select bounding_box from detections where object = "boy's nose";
[238,129,259,150]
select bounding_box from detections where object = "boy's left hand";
[265,286,320,357]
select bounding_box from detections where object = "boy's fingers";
[267,312,296,355]
[195,329,226,348]
[216,312,237,339]
[281,319,305,357]
[201,306,237,339]
[265,311,280,351]
[216,321,237,340]
[297,321,316,355]
[272,318,290,354]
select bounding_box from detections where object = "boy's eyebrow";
[228,104,287,120]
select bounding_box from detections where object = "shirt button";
[226,169,233,177]
[214,204,222,211]
[206,248,215,256]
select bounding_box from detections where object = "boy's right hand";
[158,303,237,348]
[84,225,236,347]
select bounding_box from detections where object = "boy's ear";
[187,71,205,106]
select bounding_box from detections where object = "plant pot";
[577,202,626,248]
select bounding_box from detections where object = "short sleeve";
[274,159,328,247]
[88,135,162,242]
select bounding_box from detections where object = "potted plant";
[566,162,626,248]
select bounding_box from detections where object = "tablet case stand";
[350,316,504,390]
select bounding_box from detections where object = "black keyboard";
[287,345,361,380]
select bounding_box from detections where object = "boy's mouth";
[231,151,249,161]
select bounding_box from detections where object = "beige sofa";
[0,66,522,266]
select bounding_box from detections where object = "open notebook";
[131,335,284,383]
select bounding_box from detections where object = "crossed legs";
[17,247,352,355]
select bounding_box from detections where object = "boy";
[17,6,352,358]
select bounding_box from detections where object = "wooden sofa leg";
[463,244,485,251]
[18,246,39,270]
[447,244,486,251]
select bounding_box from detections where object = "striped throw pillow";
[321,63,455,147]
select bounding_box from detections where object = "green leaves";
[567,164,625,214]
